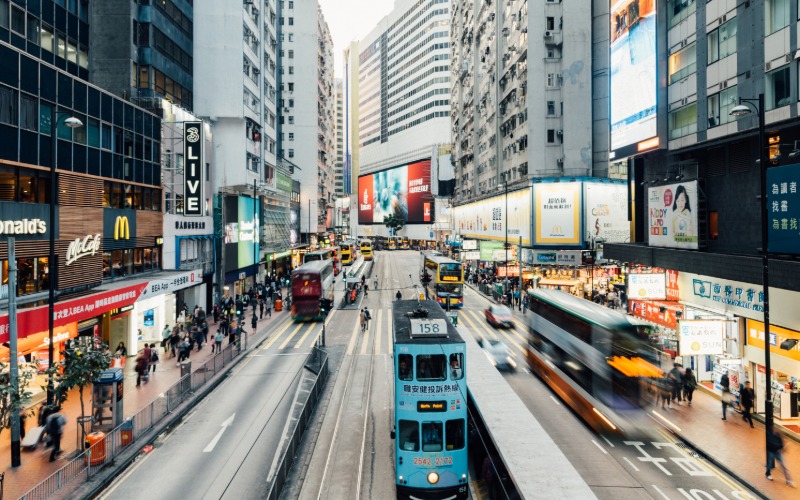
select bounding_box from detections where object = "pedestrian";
[135,349,149,387]
[46,406,66,462]
[213,329,224,353]
[177,336,190,363]
[658,376,672,409]
[682,367,697,405]
[720,371,731,420]
[668,363,683,404]
[373,274,378,289]
[259,298,265,319]
[266,296,272,318]
[360,308,368,332]
[162,324,171,354]
[114,341,127,358]
[740,381,755,428]
[169,328,180,359]
[202,320,209,343]
[396,290,402,301]
[251,313,257,333]
[766,425,794,485]
[522,294,529,315]
[194,326,205,351]
[149,343,159,373]
[364,283,369,297]
[213,304,220,324]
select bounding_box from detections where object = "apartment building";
[334,78,345,198]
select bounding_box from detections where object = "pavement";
[0,295,290,500]
[466,282,798,499]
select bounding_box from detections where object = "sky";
[318,0,395,78]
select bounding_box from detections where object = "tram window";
[421,421,443,452]
[449,353,463,380]
[445,419,465,450]
[398,354,413,381]
[416,354,446,381]
[399,420,419,452]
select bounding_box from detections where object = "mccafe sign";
[65,234,102,266]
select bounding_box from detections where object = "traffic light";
[319,297,334,315]
[421,272,432,284]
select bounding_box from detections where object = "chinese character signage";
[533,182,582,246]
[678,320,725,356]
[628,273,666,300]
[766,164,800,254]
[747,319,800,362]
[453,188,532,244]
[648,181,699,249]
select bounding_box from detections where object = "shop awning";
[538,279,581,287]
[0,323,78,361]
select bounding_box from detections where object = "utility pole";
[8,238,21,467]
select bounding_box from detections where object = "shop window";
[134,248,143,274]
[710,211,719,240]
[111,182,123,208]
[143,248,153,271]
[18,170,36,203]
[102,252,112,278]
[123,249,133,276]
[17,258,35,295]
[37,257,49,290]
[111,250,123,276]
[124,184,133,208]
[0,167,16,201]
[151,247,160,269]
[766,66,791,110]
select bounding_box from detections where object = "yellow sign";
[747,319,800,362]
[534,182,581,245]
[441,276,459,281]
[114,216,130,240]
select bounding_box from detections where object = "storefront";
[222,195,260,296]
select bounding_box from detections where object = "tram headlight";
[427,472,440,484]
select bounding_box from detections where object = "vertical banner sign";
[766,164,800,254]
[184,121,203,216]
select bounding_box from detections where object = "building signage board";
[65,234,102,266]
[533,182,581,246]
[357,159,434,224]
[103,209,137,245]
[628,273,666,300]
[678,320,725,356]
[584,181,630,243]
[169,214,213,235]
[453,188,532,244]
[224,196,260,272]
[462,239,478,250]
[766,164,800,254]
[478,241,504,261]
[138,269,203,301]
[276,172,293,193]
[648,181,699,249]
[0,202,53,240]
[532,250,582,266]
[183,121,204,216]
[463,251,480,260]
[747,319,800,362]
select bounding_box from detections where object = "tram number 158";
[410,319,448,336]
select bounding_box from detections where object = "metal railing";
[19,334,247,500]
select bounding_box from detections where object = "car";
[479,338,516,372]
[484,305,515,328]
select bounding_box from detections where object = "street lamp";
[729,94,774,449]
[47,111,82,405]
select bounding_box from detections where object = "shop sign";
[462,239,478,250]
[65,233,102,266]
[183,121,204,216]
[453,188,532,244]
[463,251,480,260]
[277,172,292,193]
[628,300,683,330]
[0,218,47,235]
[497,266,520,277]
[584,181,630,243]
[678,272,764,318]
[628,273,666,300]
[746,319,800,362]
[138,269,203,300]
[532,250,581,266]
[678,320,725,356]
[267,250,292,261]
[533,182,581,246]
[766,164,800,254]
[479,241,504,261]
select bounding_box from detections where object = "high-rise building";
[334,78,345,199]
[449,0,597,204]
[278,0,334,245]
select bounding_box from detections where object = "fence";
[19,334,247,500]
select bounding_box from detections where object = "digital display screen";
[224,196,260,272]
[417,401,447,412]
[358,159,434,224]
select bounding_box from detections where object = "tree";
[383,214,405,235]
[0,361,35,438]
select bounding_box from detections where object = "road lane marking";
[374,309,382,354]
[295,309,334,349]
[651,485,670,499]
[457,311,486,343]
[623,457,639,472]
[278,323,305,349]
[261,319,296,349]
[387,308,393,355]
[650,410,682,432]
[203,413,235,453]
[602,436,614,448]
[549,395,561,406]
[346,318,361,355]
[591,439,608,455]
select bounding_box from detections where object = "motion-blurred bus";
[290,260,335,321]
[303,247,341,275]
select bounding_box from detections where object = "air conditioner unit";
[556,130,563,137]
[544,31,553,38]
[556,157,564,166]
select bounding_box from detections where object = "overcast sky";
[318,0,395,78]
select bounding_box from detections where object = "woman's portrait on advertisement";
[671,184,695,240]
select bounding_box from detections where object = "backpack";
[365,310,371,320]
[150,350,159,362]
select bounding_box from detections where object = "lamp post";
[47,110,82,405]
[729,94,773,447]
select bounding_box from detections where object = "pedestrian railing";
[19,334,247,500]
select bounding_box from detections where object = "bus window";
[445,419,465,451]
[399,420,419,452]
[398,354,413,381]
[416,354,446,381]
[449,353,463,380]
[421,422,443,452]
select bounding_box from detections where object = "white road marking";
[651,485,670,500]
[549,395,561,406]
[591,439,608,455]
[623,457,640,472]
[203,413,235,453]
[602,436,614,448]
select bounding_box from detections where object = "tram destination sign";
[417,400,447,412]
[409,318,448,337]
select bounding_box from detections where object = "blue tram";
[391,300,468,500]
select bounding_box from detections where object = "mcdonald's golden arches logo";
[114,216,130,240]
[551,224,564,235]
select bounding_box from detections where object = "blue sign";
[767,165,800,254]
[143,308,155,327]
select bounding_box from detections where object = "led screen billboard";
[358,159,434,224]
[648,181,699,249]
[610,0,657,156]
[224,196,260,272]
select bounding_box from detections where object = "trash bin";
[85,431,106,466]
[275,299,282,312]
[180,360,192,377]
[120,419,133,447]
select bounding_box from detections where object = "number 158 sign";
[410,319,448,337]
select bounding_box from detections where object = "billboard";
[533,182,581,246]
[453,188,532,244]
[357,159,434,224]
[766,164,800,254]
[678,320,725,356]
[648,181,699,249]
[224,196,260,272]
[627,273,666,300]
[183,121,203,216]
[584,182,630,243]
[610,0,657,156]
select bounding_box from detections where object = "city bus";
[420,253,464,308]
[400,236,410,250]
[290,260,335,321]
[526,289,666,436]
[359,239,373,261]
[388,237,397,250]
[303,247,341,275]
[392,299,468,500]
[340,240,357,266]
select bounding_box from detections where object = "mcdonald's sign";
[114,216,130,240]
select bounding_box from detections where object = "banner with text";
[534,182,581,246]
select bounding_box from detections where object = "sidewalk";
[0,302,289,500]
[467,282,797,498]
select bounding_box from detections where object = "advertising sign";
[276,172,293,193]
[766,164,800,254]
[357,159,434,224]
[678,320,725,356]
[747,319,800,362]
[224,196,260,272]
[629,300,684,329]
[533,182,581,246]
[453,188,532,244]
[183,121,203,216]
[628,273,666,300]
[138,269,203,300]
[463,251,480,260]
[479,241,504,261]
[0,202,52,240]
[462,239,478,250]
[532,250,582,266]
[584,182,630,243]
[648,181,699,249]
[103,209,137,247]
[610,0,657,156]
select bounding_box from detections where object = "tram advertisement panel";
[357,159,434,224]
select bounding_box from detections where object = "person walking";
[740,381,755,428]
[360,308,368,332]
[162,324,171,355]
[682,368,697,405]
[135,349,149,387]
[373,274,379,290]
[522,294,529,315]
[720,371,731,420]
[364,283,369,298]
[668,363,683,405]
[766,425,794,485]
[46,407,66,462]
[169,328,180,359]
[251,313,258,334]
[259,298,265,319]
[213,329,224,353]
[149,343,159,373]
[396,290,402,301]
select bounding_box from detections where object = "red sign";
[424,202,431,222]
[358,175,373,224]
[407,159,432,222]
[628,299,685,330]
[666,269,679,301]
[0,282,147,344]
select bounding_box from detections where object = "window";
[288,49,294,58]
[668,102,697,139]
[101,122,112,150]
[449,353,463,380]
[668,0,695,29]
[288,17,294,26]
[707,85,737,128]
[0,86,18,126]
[398,420,418,451]
[668,43,696,84]
[288,132,294,141]
[10,4,24,35]
[766,0,790,35]
[707,18,736,64]
[546,100,555,116]
[0,0,8,29]
[288,115,294,124]
[398,354,412,380]
[445,419,465,451]
[26,15,38,44]
[289,66,294,75]
[547,129,556,143]
[288,149,294,158]
[40,25,54,52]
[39,103,52,135]
[546,16,555,30]
[416,354,446,381]
[19,94,37,131]
[709,211,719,240]
[766,66,791,110]
[421,422,443,452]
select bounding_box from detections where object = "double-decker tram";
[340,240,357,266]
[290,260,335,321]
[303,247,341,275]
[392,299,468,500]
[526,289,665,436]
[420,253,464,309]
[388,237,397,250]
[359,239,373,261]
